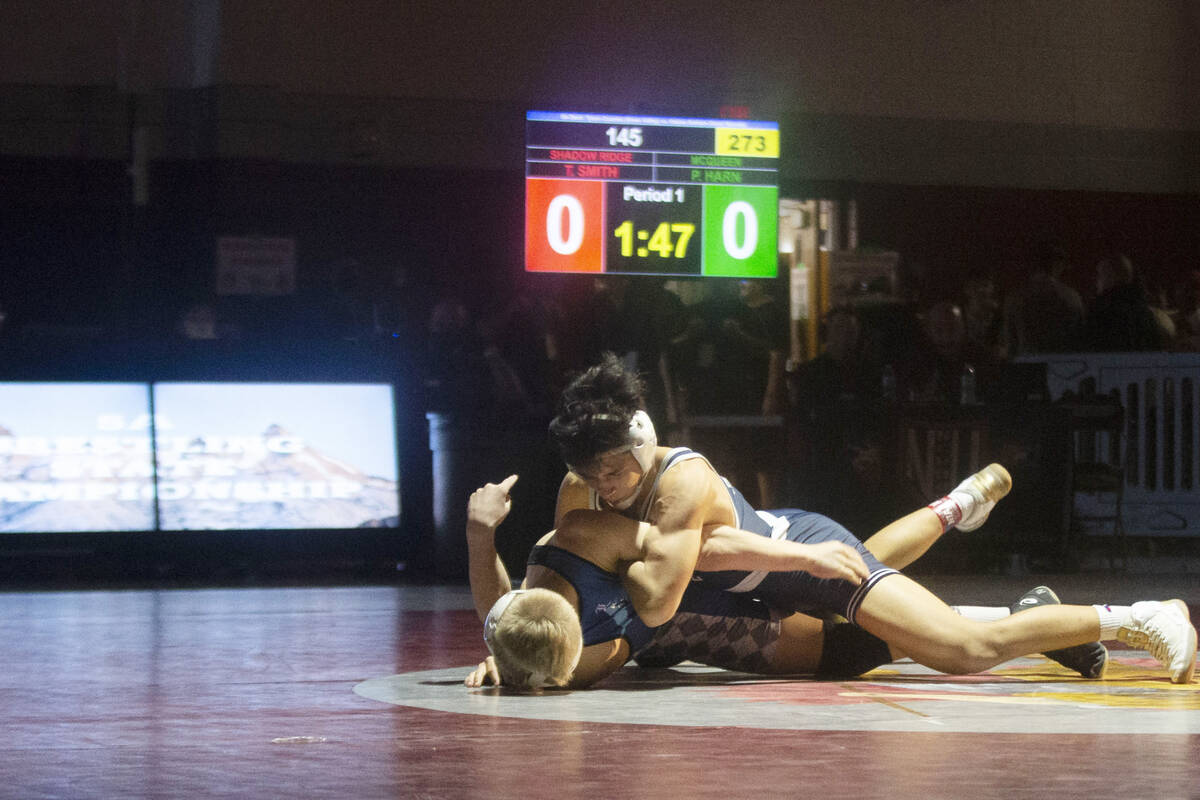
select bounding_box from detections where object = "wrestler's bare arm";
[698,524,870,583]
[620,461,712,627]
[466,475,519,622]
[554,462,865,620]
[567,639,630,688]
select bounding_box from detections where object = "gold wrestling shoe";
[954,463,1013,532]
[1117,599,1198,684]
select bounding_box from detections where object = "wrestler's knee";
[935,628,1005,673]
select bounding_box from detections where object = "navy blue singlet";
[527,544,656,652]
[622,448,896,623]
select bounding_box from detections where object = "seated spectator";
[963,275,1005,361]
[1169,269,1200,352]
[1003,242,1084,356]
[788,306,879,412]
[1080,253,1169,352]
[899,301,999,405]
[786,305,887,530]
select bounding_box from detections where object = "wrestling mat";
[355,651,1199,734]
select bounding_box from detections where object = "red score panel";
[525,178,604,273]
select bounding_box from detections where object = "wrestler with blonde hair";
[467,468,1111,690]
[481,588,582,688]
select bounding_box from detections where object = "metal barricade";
[1018,353,1200,537]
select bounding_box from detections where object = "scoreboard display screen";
[525,111,779,278]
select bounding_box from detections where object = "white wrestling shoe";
[952,463,1013,532]
[1117,600,1198,684]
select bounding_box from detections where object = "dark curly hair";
[549,353,647,468]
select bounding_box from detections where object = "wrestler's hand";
[464,656,501,687]
[801,540,870,584]
[467,474,519,530]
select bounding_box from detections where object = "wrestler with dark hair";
[542,359,1190,686]
[472,354,1194,687]
[467,471,1044,689]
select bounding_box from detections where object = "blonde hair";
[484,588,583,689]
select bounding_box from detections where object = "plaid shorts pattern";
[633,610,781,673]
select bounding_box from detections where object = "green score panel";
[699,184,777,278]
[525,178,777,277]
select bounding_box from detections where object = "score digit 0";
[546,195,584,255]
[525,178,603,273]
[721,201,758,259]
[702,185,778,277]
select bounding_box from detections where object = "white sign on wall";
[828,250,899,304]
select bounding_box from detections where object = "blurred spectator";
[424,296,532,419]
[583,276,685,368]
[478,281,571,417]
[788,305,879,410]
[901,302,964,403]
[898,301,1002,404]
[1079,253,1169,352]
[1147,281,1177,346]
[1169,269,1200,351]
[667,279,739,413]
[962,275,1005,361]
[786,305,887,531]
[580,276,686,422]
[1003,242,1084,356]
[720,279,790,412]
[669,279,785,415]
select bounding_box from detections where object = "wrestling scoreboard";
[525,111,779,278]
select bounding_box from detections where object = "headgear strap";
[566,409,657,474]
[565,410,658,511]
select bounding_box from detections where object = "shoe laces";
[1124,608,1181,666]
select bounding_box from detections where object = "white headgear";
[566,409,657,475]
[483,589,530,651]
[622,409,658,474]
[566,409,658,511]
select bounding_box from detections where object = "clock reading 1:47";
[612,221,696,258]
[604,181,703,275]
